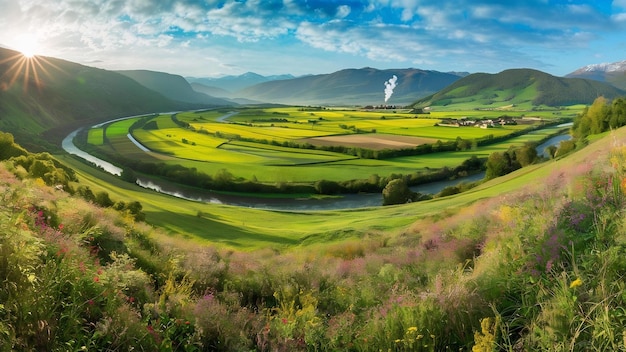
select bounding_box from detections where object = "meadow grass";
[87,128,104,145]
[105,118,139,138]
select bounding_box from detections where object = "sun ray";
[0,52,67,93]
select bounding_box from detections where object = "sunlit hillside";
[0,48,199,151]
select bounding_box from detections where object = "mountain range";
[187,72,296,92]
[231,68,466,105]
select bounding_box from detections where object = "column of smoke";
[384,75,398,103]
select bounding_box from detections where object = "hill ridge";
[412,68,625,109]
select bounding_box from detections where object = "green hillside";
[0,48,197,150]
[412,68,625,110]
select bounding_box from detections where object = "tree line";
[572,96,626,139]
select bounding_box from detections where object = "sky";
[1,0,626,78]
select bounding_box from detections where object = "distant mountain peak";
[571,60,626,74]
[241,71,264,78]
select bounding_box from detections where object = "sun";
[16,34,41,58]
[1,34,62,93]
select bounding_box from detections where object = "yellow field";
[188,122,337,141]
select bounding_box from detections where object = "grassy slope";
[6,117,626,351]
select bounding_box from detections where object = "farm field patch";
[87,128,104,145]
[301,134,437,150]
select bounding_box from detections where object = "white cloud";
[336,5,351,18]
[614,0,626,10]
[612,12,626,23]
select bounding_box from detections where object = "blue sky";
[1,0,625,77]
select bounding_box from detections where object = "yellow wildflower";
[407,326,418,333]
[570,278,583,289]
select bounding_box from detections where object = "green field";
[83,106,577,184]
[87,128,104,145]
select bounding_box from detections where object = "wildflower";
[570,278,583,289]
[395,339,401,343]
[281,318,288,324]
[93,276,100,283]
[87,299,94,305]
[407,326,418,333]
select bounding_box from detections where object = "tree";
[95,191,114,208]
[546,145,558,159]
[514,143,538,167]
[382,178,414,206]
[573,96,610,138]
[0,132,27,160]
[214,169,234,187]
[555,140,576,157]
[314,179,342,195]
[484,151,520,180]
[121,168,137,183]
[609,98,626,129]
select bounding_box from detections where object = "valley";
[2,42,626,351]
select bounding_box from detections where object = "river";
[61,117,571,211]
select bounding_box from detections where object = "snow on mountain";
[572,60,626,73]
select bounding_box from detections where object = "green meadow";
[85,106,576,184]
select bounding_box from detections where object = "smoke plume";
[384,75,398,103]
